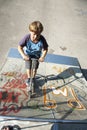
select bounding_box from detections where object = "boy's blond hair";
[29,21,43,34]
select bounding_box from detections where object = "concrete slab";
[0,0,87,129]
[0,48,87,122]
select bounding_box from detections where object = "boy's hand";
[23,54,30,61]
[39,57,45,62]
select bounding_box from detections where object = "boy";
[18,21,48,91]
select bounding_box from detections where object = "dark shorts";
[25,59,39,69]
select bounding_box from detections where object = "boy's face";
[30,31,40,42]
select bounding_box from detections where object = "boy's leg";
[26,69,31,78]
[31,59,39,92]
[32,69,37,78]
[25,59,39,85]
[25,60,32,85]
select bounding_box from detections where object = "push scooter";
[27,58,38,99]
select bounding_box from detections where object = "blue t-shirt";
[19,34,48,59]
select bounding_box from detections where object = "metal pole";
[0,115,87,124]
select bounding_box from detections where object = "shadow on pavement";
[51,122,87,130]
[81,68,87,81]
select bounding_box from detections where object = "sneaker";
[32,78,36,87]
[26,78,31,92]
[26,78,30,86]
[32,78,35,83]
[32,78,35,92]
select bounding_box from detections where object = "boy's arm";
[18,45,29,61]
[39,35,48,62]
[39,49,48,62]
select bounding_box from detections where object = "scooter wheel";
[13,125,21,130]
[1,125,21,130]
